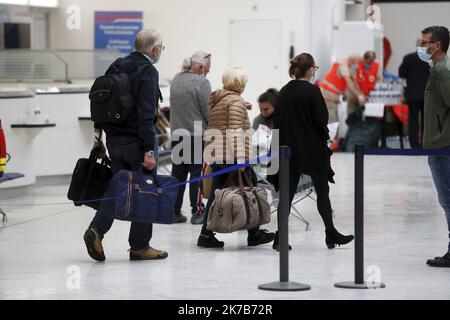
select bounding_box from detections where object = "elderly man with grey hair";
[84,29,168,262]
[170,51,212,224]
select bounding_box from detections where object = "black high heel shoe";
[325,228,354,249]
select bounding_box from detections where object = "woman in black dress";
[273,53,354,249]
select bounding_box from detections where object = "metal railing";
[53,49,122,79]
[0,49,122,83]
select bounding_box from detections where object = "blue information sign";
[94,11,143,54]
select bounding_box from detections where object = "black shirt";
[399,52,430,103]
[274,80,331,175]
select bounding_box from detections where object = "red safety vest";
[356,61,379,96]
[320,63,348,96]
[393,104,409,124]
[0,119,6,177]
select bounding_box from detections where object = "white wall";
[49,0,312,100]
[378,1,450,75]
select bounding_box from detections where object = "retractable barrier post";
[258,146,311,292]
[335,144,385,289]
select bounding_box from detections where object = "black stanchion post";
[258,146,311,292]
[335,144,385,289]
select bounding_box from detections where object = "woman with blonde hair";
[198,67,275,248]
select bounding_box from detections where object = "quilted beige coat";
[204,89,252,164]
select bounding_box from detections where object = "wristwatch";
[145,150,155,157]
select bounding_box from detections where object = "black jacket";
[399,52,430,103]
[96,52,160,153]
[274,80,331,176]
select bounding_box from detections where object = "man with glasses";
[84,29,169,262]
[420,26,450,268]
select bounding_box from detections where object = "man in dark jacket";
[399,39,430,148]
[83,29,168,262]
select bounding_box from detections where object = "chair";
[256,171,316,231]
[0,172,25,222]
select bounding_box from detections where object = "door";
[229,19,282,120]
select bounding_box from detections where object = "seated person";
[252,88,278,130]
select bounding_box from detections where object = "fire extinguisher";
[0,119,6,177]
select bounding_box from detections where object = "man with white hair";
[84,29,169,262]
[170,51,212,224]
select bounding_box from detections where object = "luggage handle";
[237,168,255,190]
[136,166,159,188]
[238,170,245,192]
[89,149,112,167]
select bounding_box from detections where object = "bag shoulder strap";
[105,57,149,76]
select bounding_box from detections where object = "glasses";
[155,44,165,52]
[419,40,435,47]
[312,66,320,70]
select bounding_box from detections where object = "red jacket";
[0,119,6,177]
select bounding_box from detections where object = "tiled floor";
[0,153,449,299]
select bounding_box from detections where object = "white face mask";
[149,52,161,64]
[417,44,437,64]
[417,46,432,63]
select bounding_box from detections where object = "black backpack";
[89,58,147,124]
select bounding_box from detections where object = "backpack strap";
[106,56,163,103]
[106,57,149,75]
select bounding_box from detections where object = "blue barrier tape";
[0,152,278,207]
[163,151,277,191]
[364,148,450,156]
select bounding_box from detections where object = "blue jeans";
[428,153,450,252]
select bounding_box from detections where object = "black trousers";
[171,137,204,215]
[172,162,203,214]
[288,164,335,231]
[408,100,424,149]
[90,136,153,250]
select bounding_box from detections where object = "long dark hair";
[289,53,315,79]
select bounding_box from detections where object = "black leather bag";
[67,152,113,210]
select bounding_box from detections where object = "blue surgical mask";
[417,46,434,63]
[142,52,160,65]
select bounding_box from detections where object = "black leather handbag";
[67,152,113,210]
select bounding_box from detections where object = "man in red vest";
[320,54,366,124]
[356,51,381,97]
